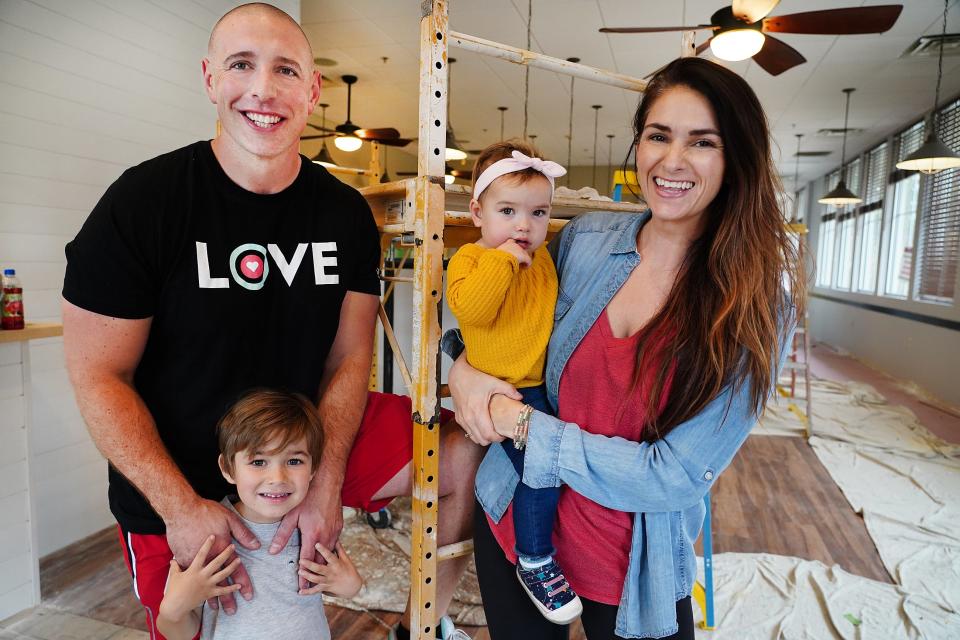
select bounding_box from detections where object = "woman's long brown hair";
[626,57,806,442]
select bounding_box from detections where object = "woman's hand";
[489,394,527,440]
[298,541,363,598]
[448,354,522,445]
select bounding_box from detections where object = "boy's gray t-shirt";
[199,498,330,640]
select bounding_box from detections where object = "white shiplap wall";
[0,0,299,583]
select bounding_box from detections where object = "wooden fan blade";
[305,122,337,133]
[752,35,806,75]
[600,25,715,34]
[300,133,337,140]
[763,5,903,35]
[378,137,413,147]
[733,0,781,24]
[696,38,712,56]
[356,128,400,140]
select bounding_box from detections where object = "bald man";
[62,4,480,639]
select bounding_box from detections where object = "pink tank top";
[488,308,672,604]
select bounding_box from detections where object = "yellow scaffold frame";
[355,2,672,636]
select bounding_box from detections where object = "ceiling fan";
[301,75,412,150]
[599,1,903,76]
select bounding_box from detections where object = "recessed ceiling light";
[314,57,338,67]
[794,150,832,157]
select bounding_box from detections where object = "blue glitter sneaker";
[516,559,583,624]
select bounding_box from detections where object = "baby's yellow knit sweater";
[446,243,558,388]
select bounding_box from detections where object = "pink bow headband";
[472,150,567,200]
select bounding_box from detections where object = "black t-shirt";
[63,141,380,533]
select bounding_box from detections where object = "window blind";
[855,143,889,293]
[915,98,960,302]
[889,121,925,184]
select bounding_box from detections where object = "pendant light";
[310,103,338,168]
[606,134,615,196]
[444,58,468,161]
[565,56,580,186]
[896,0,960,174]
[791,133,803,222]
[498,106,508,140]
[522,0,532,140]
[380,146,391,184]
[591,105,602,189]
[819,88,862,206]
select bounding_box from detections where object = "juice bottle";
[2,268,25,330]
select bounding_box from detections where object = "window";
[816,170,841,287]
[855,143,889,293]
[884,122,925,297]
[915,98,960,303]
[834,158,861,290]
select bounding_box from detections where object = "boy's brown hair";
[217,389,324,474]
[471,139,549,201]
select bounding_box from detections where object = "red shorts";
[342,391,453,512]
[118,391,453,639]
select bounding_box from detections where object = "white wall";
[804,174,960,407]
[0,342,39,620]
[0,0,298,557]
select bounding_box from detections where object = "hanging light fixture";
[310,103,338,168]
[896,0,960,174]
[606,134,615,196]
[444,58,468,161]
[380,146,391,184]
[791,132,803,222]
[498,106,508,141]
[591,105,602,189]
[565,56,580,186]
[819,88,862,206]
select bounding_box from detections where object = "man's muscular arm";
[270,292,378,578]
[62,299,258,611]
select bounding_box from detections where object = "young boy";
[157,389,362,640]
[445,141,582,625]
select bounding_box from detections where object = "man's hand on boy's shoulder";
[165,497,258,613]
[298,541,363,598]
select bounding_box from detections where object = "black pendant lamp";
[819,88,862,206]
[445,58,467,161]
[896,0,960,174]
[310,103,337,168]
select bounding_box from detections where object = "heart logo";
[240,255,264,279]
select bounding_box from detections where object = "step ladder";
[779,223,814,438]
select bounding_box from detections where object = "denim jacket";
[474,211,795,639]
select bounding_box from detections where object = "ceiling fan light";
[334,135,363,152]
[444,173,456,185]
[818,180,862,206]
[710,29,765,62]
[895,133,960,174]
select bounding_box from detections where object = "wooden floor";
[2,432,889,640]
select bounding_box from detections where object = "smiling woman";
[449,56,805,640]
